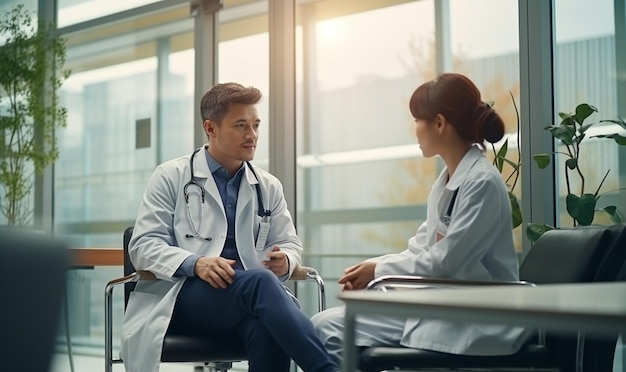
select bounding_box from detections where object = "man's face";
[205,103,260,170]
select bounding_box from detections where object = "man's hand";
[338,261,377,291]
[263,245,289,277]
[194,256,237,289]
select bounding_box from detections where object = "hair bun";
[472,103,504,144]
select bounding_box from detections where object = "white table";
[339,281,626,372]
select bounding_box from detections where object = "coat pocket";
[122,291,158,337]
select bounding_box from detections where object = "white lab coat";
[372,145,530,355]
[120,146,303,372]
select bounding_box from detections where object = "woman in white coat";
[311,73,531,365]
[122,83,338,372]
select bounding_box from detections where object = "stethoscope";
[441,188,459,227]
[183,147,270,241]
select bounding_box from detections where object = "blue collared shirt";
[175,150,245,276]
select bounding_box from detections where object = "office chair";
[105,226,326,372]
[576,223,626,372]
[0,228,69,372]
[358,224,626,372]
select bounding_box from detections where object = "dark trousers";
[167,269,338,372]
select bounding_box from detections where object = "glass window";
[57,0,167,27]
[553,0,624,228]
[219,30,270,170]
[0,0,36,15]
[296,0,520,311]
[56,5,194,353]
[0,0,38,226]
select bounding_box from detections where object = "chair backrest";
[518,225,623,372]
[579,224,626,372]
[593,223,626,282]
[519,226,612,284]
[123,226,136,276]
[123,226,137,307]
[0,228,69,372]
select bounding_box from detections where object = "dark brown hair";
[409,73,504,147]
[200,82,262,124]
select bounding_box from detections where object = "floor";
[50,341,624,372]
[50,353,248,372]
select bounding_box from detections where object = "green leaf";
[565,158,577,170]
[501,157,519,171]
[494,139,509,172]
[603,206,624,224]
[574,103,597,125]
[509,192,522,229]
[579,123,593,135]
[599,117,626,130]
[559,115,577,128]
[566,193,598,226]
[547,125,576,146]
[592,133,626,146]
[533,154,551,169]
[526,223,555,243]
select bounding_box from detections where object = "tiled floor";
[50,342,624,372]
[50,353,248,372]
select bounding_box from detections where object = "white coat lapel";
[237,163,257,217]
[191,146,225,217]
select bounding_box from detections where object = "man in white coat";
[311,73,531,366]
[122,83,339,372]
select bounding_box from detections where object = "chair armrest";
[365,275,543,347]
[367,275,535,291]
[104,270,156,371]
[291,265,326,312]
[290,265,320,280]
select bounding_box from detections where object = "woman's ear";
[434,114,447,133]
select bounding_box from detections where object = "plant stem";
[510,91,521,192]
[564,145,574,196]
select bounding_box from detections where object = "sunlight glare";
[317,20,342,43]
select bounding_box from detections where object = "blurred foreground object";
[0,228,69,372]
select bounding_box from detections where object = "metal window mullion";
[519,0,556,254]
[58,0,190,35]
[193,0,221,149]
[434,0,452,74]
[268,0,297,221]
[617,0,626,119]
[34,0,57,233]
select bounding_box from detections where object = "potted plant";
[0,4,70,225]
[526,103,626,242]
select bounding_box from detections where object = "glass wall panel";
[0,0,36,15]
[219,29,270,169]
[0,0,38,226]
[58,0,166,27]
[553,0,625,228]
[56,4,194,353]
[296,0,520,311]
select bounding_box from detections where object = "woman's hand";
[338,261,377,291]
